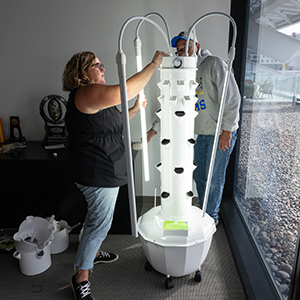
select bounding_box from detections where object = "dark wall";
[223,0,250,199]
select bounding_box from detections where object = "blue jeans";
[74,183,119,270]
[193,131,237,220]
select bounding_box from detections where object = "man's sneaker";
[71,275,93,300]
[93,251,119,265]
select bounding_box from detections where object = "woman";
[63,50,166,300]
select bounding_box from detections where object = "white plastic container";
[50,220,71,254]
[46,216,81,254]
[13,216,54,276]
[138,206,215,277]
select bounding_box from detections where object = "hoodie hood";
[197,48,212,65]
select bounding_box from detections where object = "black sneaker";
[71,275,93,300]
[93,251,119,265]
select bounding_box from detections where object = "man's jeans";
[193,131,237,220]
[74,184,119,270]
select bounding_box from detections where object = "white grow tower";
[137,55,216,289]
[117,12,236,290]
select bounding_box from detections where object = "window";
[236,1,300,299]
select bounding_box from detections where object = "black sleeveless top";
[65,88,127,187]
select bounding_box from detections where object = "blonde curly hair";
[62,51,96,92]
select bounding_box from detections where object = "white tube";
[186,12,237,56]
[135,12,172,56]
[133,13,172,182]
[118,16,171,53]
[117,15,171,237]
[202,49,235,218]
[186,13,237,218]
[116,50,138,237]
[135,37,150,182]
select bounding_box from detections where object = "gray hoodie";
[194,49,240,135]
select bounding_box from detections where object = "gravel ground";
[235,100,300,299]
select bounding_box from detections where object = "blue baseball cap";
[171,31,198,48]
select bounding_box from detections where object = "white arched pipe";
[135,12,172,56]
[186,12,237,218]
[134,13,172,182]
[116,15,171,237]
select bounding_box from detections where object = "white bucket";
[50,220,73,254]
[46,216,80,254]
[13,243,52,276]
[13,216,54,276]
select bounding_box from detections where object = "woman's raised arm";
[75,51,167,114]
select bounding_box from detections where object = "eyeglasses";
[175,45,193,56]
[91,62,105,71]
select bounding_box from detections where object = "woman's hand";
[133,94,147,112]
[141,95,147,108]
[128,94,147,120]
[147,128,157,143]
[151,51,168,67]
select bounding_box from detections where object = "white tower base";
[138,206,216,278]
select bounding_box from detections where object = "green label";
[163,221,188,231]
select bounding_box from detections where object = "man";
[148,31,240,225]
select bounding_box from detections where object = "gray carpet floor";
[0,221,246,300]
